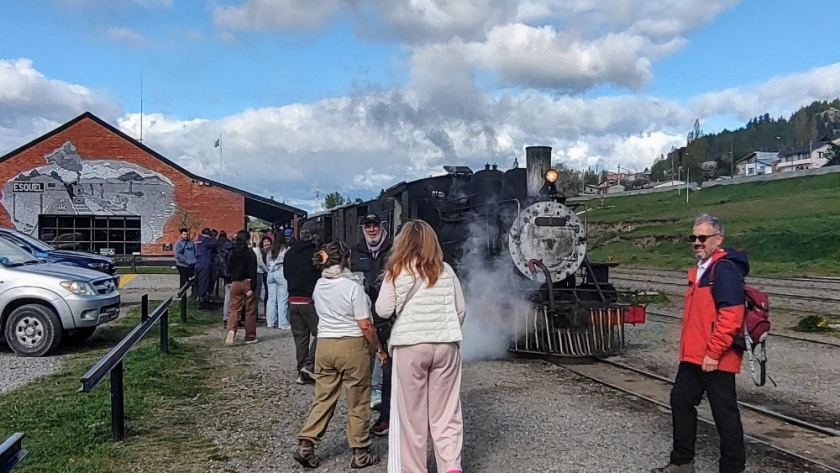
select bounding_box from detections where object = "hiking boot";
[371,389,381,409]
[651,460,695,473]
[224,330,236,346]
[350,447,380,469]
[293,439,319,468]
[371,416,389,436]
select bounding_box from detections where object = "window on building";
[748,168,755,175]
[38,215,142,255]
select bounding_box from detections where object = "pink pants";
[389,343,463,473]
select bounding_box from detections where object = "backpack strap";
[397,278,423,317]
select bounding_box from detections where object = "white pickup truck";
[0,238,120,356]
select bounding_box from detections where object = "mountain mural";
[0,141,177,244]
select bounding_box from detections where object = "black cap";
[361,214,381,225]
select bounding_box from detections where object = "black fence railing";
[0,433,26,473]
[114,255,177,272]
[78,278,193,441]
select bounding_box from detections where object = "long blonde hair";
[384,220,444,287]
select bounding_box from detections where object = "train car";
[303,146,645,359]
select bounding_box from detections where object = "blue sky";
[2,0,840,209]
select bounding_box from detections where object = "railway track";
[545,355,840,472]
[646,310,840,349]
[609,274,840,305]
[612,267,840,292]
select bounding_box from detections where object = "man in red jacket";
[652,213,747,473]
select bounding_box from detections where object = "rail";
[0,433,27,473]
[78,278,193,441]
[114,254,177,272]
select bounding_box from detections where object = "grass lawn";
[0,300,224,473]
[581,173,840,277]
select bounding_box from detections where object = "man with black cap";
[351,213,393,436]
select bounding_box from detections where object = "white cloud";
[0,58,122,152]
[213,0,343,31]
[104,27,150,48]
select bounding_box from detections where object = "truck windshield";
[6,230,55,252]
[0,238,42,267]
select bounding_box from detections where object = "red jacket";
[680,248,749,374]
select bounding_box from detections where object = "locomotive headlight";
[545,168,559,183]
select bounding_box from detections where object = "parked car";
[0,228,119,286]
[0,238,120,356]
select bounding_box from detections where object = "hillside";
[649,98,840,183]
[583,173,840,277]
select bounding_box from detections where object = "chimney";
[484,163,491,170]
[492,163,498,170]
[525,146,552,197]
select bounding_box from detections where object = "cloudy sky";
[2,0,840,211]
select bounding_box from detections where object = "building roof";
[778,141,830,158]
[735,151,779,165]
[0,112,306,224]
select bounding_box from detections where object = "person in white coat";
[375,219,466,473]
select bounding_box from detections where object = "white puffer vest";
[388,263,462,350]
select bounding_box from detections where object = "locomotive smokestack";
[526,146,552,197]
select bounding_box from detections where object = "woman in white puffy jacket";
[375,220,466,473]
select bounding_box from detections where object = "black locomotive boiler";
[301,146,646,358]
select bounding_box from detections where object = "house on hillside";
[776,140,835,172]
[735,151,779,176]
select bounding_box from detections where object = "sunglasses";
[687,234,719,243]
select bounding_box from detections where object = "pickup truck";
[0,228,119,286]
[0,238,120,356]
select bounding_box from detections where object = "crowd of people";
[173,211,751,473]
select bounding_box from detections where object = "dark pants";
[289,303,319,373]
[196,262,213,300]
[176,265,194,295]
[670,362,746,473]
[376,322,393,420]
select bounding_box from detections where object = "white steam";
[457,222,537,361]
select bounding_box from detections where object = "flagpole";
[219,134,223,183]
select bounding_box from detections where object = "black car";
[0,228,119,285]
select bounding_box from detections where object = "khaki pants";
[389,343,463,473]
[299,336,372,448]
[226,280,257,341]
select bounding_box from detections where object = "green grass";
[0,301,223,473]
[581,173,840,277]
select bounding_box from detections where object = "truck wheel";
[4,304,63,357]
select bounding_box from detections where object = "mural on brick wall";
[0,141,177,244]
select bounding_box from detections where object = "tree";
[323,191,346,209]
[824,142,840,167]
[178,210,202,236]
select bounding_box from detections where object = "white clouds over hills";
[4,0,840,210]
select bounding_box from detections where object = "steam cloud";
[457,222,537,362]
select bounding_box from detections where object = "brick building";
[0,112,305,256]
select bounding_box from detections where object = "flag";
[214,138,220,148]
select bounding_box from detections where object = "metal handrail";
[0,433,27,473]
[78,278,192,441]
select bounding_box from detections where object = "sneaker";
[350,447,380,469]
[651,460,695,473]
[297,371,315,384]
[224,330,235,346]
[301,367,316,379]
[371,417,389,436]
[371,389,382,409]
[245,338,259,345]
[293,439,319,468]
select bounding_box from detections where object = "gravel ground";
[0,342,66,394]
[194,326,803,473]
[619,318,840,431]
[0,281,181,396]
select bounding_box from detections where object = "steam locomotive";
[301,146,645,358]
